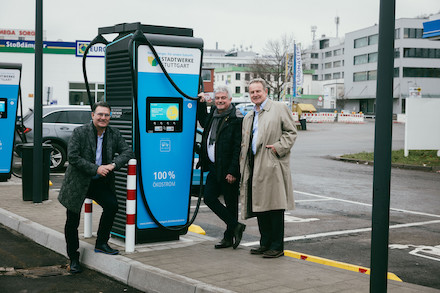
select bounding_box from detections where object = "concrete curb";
[0,207,234,293]
[332,156,440,172]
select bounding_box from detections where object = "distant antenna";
[311,25,317,41]
[335,16,340,38]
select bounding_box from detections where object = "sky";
[1,0,439,53]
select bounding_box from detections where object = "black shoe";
[262,249,284,258]
[250,246,269,255]
[232,223,246,249]
[94,243,119,255]
[214,238,233,249]
[69,259,83,274]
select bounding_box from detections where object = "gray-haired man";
[197,86,246,249]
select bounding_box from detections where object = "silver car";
[16,105,92,171]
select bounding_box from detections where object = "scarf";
[209,104,233,145]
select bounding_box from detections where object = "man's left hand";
[225,174,236,184]
[266,145,278,155]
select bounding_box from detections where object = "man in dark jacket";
[58,101,133,273]
[197,86,246,249]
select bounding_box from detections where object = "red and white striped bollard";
[125,159,137,253]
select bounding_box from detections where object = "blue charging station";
[0,63,22,182]
[84,23,203,243]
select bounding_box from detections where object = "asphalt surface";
[190,121,440,289]
[0,223,143,293]
[47,120,440,290]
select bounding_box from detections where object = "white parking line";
[241,219,440,246]
[295,190,440,219]
[295,199,333,203]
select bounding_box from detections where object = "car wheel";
[49,142,67,172]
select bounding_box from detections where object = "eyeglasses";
[94,112,111,118]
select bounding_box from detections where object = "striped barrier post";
[84,198,93,238]
[125,159,137,253]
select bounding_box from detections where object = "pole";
[370,0,396,292]
[84,199,93,238]
[33,0,43,203]
[293,42,297,101]
[126,159,137,253]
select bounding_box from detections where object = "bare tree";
[249,35,295,101]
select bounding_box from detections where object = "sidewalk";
[1,177,439,293]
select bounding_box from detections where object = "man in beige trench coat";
[239,78,297,258]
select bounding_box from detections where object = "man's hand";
[96,164,115,177]
[266,145,278,155]
[225,174,236,184]
[198,92,206,102]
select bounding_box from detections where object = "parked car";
[16,105,92,171]
[235,103,254,116]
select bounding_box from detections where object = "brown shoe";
[250,246,269,255]
[262,249,284,258]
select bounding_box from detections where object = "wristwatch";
[111,162,116,168]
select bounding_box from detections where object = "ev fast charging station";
[0,63,22,182]
[84,23,203,243]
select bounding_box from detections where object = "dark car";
[16,105,92,171]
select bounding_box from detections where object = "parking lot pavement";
[2,121,439,292]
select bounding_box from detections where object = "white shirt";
[252,99,268,155]
[207,130,215,163]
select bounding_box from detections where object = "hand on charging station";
[198,92,206,102]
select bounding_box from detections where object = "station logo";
[148,56,158,66]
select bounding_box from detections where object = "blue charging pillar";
[101,23,203,243]
[0,63,22,182]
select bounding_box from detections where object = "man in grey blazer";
[58,101,133,273]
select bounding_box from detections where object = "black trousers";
[203,165,239,241]
[64,178,118,260]
[256,209,285,251]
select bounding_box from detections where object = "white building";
[302,36,345,109]
[344,17,440,114]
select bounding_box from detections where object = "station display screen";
[150,103,179,121]
[0,98,7,118]
[146,97,183,133]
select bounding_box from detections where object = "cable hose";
[82,35,109,110]
[128,31,204,231]
[12,85,25,178]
